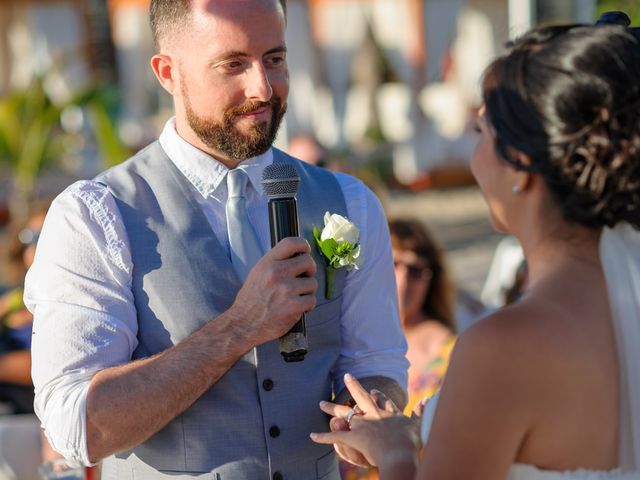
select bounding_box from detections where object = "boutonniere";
[313,212,362,299]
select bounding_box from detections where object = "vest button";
[262,378,274,391]
[269,425,280,438]
[273,472,283,480]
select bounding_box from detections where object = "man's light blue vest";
[96,142,347,480]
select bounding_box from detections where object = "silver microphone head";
[261,163,300,199]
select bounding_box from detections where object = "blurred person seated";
[287,133,329,168]
[0,203,48,414]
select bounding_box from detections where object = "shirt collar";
[158,117,273,198]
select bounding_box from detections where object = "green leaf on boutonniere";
[320,239,339,262]
[312,227,322,249]
[313,227,336,264]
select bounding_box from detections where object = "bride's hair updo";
[482,24,640,229]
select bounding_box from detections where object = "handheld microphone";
[261,163,308,362]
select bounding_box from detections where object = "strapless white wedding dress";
[420,225,640,480]
[420,395,638,480]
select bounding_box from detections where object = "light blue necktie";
[226,168,263,281]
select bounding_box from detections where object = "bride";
[311,23,640,479]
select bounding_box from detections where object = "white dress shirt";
[25,118,408,466]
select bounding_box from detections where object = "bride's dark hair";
[482,24,640,229]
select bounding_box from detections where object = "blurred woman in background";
[389,218,456,414]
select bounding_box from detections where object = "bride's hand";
[310,374,419,468]
[325,385,401,467]
[327,411,371,467]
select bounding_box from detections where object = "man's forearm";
[85,308,252,462]
[334,375,407,411]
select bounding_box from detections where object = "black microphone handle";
[267,197,308,362]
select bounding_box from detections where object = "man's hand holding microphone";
[231,236,316,351]
[229,163,313,361]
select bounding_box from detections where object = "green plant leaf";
[87,100,130,167]
[319,238,338,261]
[0,73,129,229]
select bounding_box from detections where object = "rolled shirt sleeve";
[333,173,409,396]
[25,181,138,466]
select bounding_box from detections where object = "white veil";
[600,223,640,472]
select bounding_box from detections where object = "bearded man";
[26,1,408,478]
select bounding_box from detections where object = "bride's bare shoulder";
[448,298,581,387]
[423,300,574,473]
[458,298,558,345]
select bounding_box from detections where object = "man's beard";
[182,83,287,161]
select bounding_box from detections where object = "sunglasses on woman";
[393,260,432,281]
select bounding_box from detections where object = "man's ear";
[150,54,177,95]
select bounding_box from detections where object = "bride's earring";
[512,185,521,194]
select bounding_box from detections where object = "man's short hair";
[150,0,287,50]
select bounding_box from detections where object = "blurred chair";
[480,235,525,309]
[0,415,41,480]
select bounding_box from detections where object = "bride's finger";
[319,401,353,419]
[330,415,349,432]
[336,444,371,468]
[370,389,385,409]
[331,436,371,467]
[310,430,347,445]
[371,388,401,414]
[344,373,380,413]
[312,430,372,467]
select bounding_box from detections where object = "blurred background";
[0,0,638,302]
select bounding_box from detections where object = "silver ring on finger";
[344,408,357,428]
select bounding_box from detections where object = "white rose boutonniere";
[313,212,363,299]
